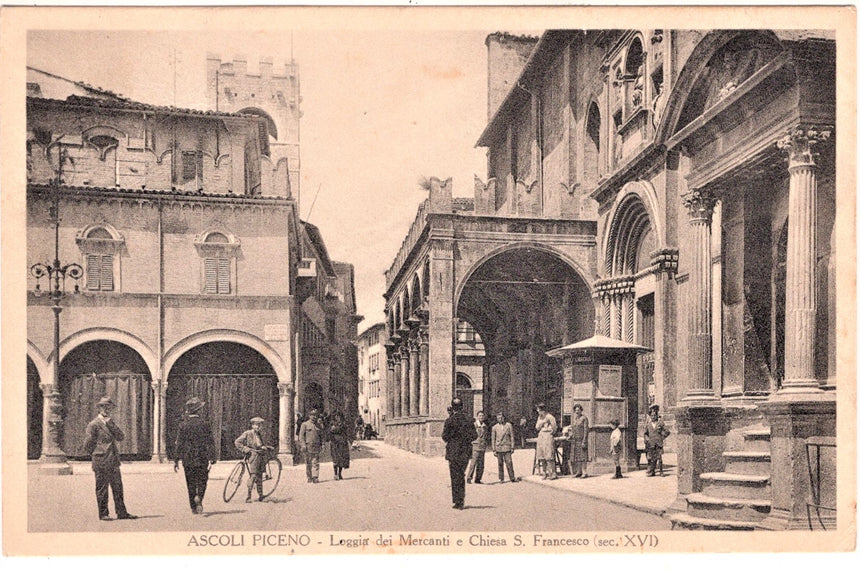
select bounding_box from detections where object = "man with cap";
[441,398,477,510]
[643,404,671,477]
[235,417,270,502]
[298,408,324,483]
[174,397,217,514]
[83,396,137,521]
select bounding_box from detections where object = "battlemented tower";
[206,54,301,198]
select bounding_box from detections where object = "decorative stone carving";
[776,126,832,169]
[682,188,719,224]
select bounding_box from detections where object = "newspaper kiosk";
[547,335,652,474]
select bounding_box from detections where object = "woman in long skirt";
[570,403,589,478]
[534,403,558,480]
[328,412,351,480]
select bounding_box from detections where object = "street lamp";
[30,147,82,473]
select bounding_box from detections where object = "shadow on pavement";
[202,510,245,517]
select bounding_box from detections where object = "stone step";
[723,451,772,475]
[670,512,759,531]
[685,492,771,522]
[700,472,771,500]
[743,429,772,453]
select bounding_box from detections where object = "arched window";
[76,224,124,291]
[194,230,240,295]
[584,102,601,185]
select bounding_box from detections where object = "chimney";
[485,32,538,120]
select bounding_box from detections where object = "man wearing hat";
[235,417,270,502]
[441,398,477,510]
[298,408,324,483]
[83,396,137,521]
[643,403,671,477]
[174,397,217,514]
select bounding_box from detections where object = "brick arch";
[163,329,289,385]
[58,327,158,381]
[27,341,50,385]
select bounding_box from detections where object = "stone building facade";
[26,73,302,466]
[296,222,362,431]
[357,322,388,437]
[384,29,837,531]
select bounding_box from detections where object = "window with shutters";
[86,254,115,291]
[203,257,231,294]
[194,230,240,295]
[76,224,123,292]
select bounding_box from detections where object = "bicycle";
[223,446,282,502]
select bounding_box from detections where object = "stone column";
[39,378,71,475]
[776,127,831,393]
[386,356,395,425]
[409,337,420,416]
[610,290,622,339]
[399,346,410,418]
[392,354,402,419]
[419,327,430,415]
[682,188,719,401]
[277,383,294,459]
[150,379,162,461]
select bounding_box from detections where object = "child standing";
[609,419,623,479]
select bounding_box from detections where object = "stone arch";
[76,222,124,242]
[410,273,422,314]
[58,327,158,381]
[455,242,591,308]
[623,34,646,76]
[583,100,602,185]
[27,341,50,386]
[655,30,784,144]
[163,329,289,384]
[601,180,663,274]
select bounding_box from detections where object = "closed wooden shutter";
[218,258,230,293]
[204,258,218,293]
[100,254,114,291]
[86,254,100,290]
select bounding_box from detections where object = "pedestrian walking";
[644,404,671,476]
[609,419,623,479]
[83,396,137,521]
[535,403,558,480]
[173,397,217,514]
[570,403,589,478]
[234,417,270,502]
[441,398,477,510]
[298,408,324,483]
[329,412,351,480]
[354,416,365,441]
[491,412,518,483]
[465,410,489,484]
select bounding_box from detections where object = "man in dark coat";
[441,398,477,510]
[174,397,217,514]
[83,396,137,521]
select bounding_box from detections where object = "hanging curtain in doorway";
[62,373,152,458]
[168,374,278,461]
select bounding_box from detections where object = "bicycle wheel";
[223,462,245,503]
[260,458,282,498]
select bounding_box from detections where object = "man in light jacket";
[491,412,518,483]
[298,408,324,483]
[84,396,137,521]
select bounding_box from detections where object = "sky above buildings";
[28,29,496,331]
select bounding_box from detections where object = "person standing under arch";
[174,397,216,514]
[535,403,558,480]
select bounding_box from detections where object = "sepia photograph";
[1,5,856,557]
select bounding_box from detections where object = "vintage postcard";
[1,5,856,557]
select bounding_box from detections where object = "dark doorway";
[59,341,153,459]
[166,342,278,461]
[27,357,43,460]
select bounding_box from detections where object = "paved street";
[29,440,670,533]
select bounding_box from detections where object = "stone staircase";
[671,428,772,530]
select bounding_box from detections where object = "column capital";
[650,247,680,275]
[277,382,294,397]
[776,125,832,170]
[682,188,718,224]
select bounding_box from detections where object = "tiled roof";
[27,67,131,101]
[29,94,257,120]
[27,183,294,203]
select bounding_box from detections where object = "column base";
[680,391,719,405]
[772,381,830,398]
[758,506,837,531]
[37,459,72,476]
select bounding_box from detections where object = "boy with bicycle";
[234,417,271,502]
